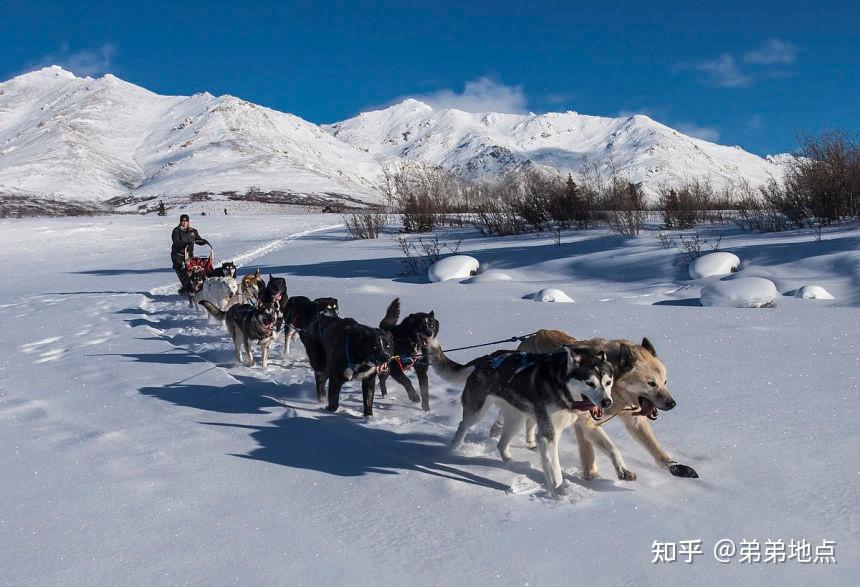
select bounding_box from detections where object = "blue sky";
[2,0,857,155]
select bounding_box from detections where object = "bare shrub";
[606,179,647,235]
[657,231,674,249]
[395,234,462,275]
[783,130,860,223]
[746,130,860,235]
[389,161,464,233]
[677,229,723,265]
[343,210,388,239]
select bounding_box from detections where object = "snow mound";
[526,288,574,303]
[463,270,512,284]
[689,252,740,279]
[700,277,778,308]
[794,285,835,300]
[427,255,479,283]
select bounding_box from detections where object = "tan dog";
[490,329,698,479]
[240,269,263,304]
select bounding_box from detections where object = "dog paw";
[582,469,601,480]
[525,442,537,451]
[551,483,568,497]
[618,469,638,481]
[421,402,430,412]
[324,405,338,413]
[668,462,699,478]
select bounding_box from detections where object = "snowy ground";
[1,214,857,585]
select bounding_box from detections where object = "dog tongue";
[633,397,659,420]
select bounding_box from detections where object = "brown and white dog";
[240,269,264,304]
[490,329,698,479]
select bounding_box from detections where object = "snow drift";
[689,252,741,279]
[427,255,480,282]
[700,277,779,308]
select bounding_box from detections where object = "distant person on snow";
[171,213,209,292]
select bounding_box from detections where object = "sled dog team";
[194,268,698,496]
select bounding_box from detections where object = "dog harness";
[344,332,390,376]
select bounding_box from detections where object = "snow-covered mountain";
[327,98,783,195]
[1,67,785,213]
[0,67,382,210]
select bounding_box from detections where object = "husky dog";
[199,300,277,367]
[282,296,339,357]
[195,276,239,311]
[492,329,697,479]
[429,341,618,495]
[211,261,237,279]
[240,269,264,304]
[181,266,207,308]
[302,315,394,417]
[377,298,439,411]
[256,275,287,330]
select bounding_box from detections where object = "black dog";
[282,296,339,357]
[378,298,439,411]
[211,261,237,279]
[181,266,207,308]
[302,315,394,416]
[257,274,288,329]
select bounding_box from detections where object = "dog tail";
[199,300,227,321]
[427,339,474,385]
[380,297,400,328]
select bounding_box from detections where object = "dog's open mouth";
[574,395,603,419]
[633,396,659,420]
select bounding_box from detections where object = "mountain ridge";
[0,67,784,212]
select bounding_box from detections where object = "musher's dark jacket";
[171,226,208,259]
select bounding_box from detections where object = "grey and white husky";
[199,300,276,367]
[428,341,619,495]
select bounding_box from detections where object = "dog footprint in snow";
[508,475,542,496]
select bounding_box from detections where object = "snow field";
[0,215,857,584]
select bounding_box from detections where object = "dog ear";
[560,345,585,372]
[429,310,435,318]
[641,337,657,357]
[555,347,576,382]
[618,343,637,374]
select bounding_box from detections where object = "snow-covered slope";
[1,67,786,212]
[0,67,382,207]
[327,99,783,196]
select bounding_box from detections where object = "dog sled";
[184,243,215,279]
